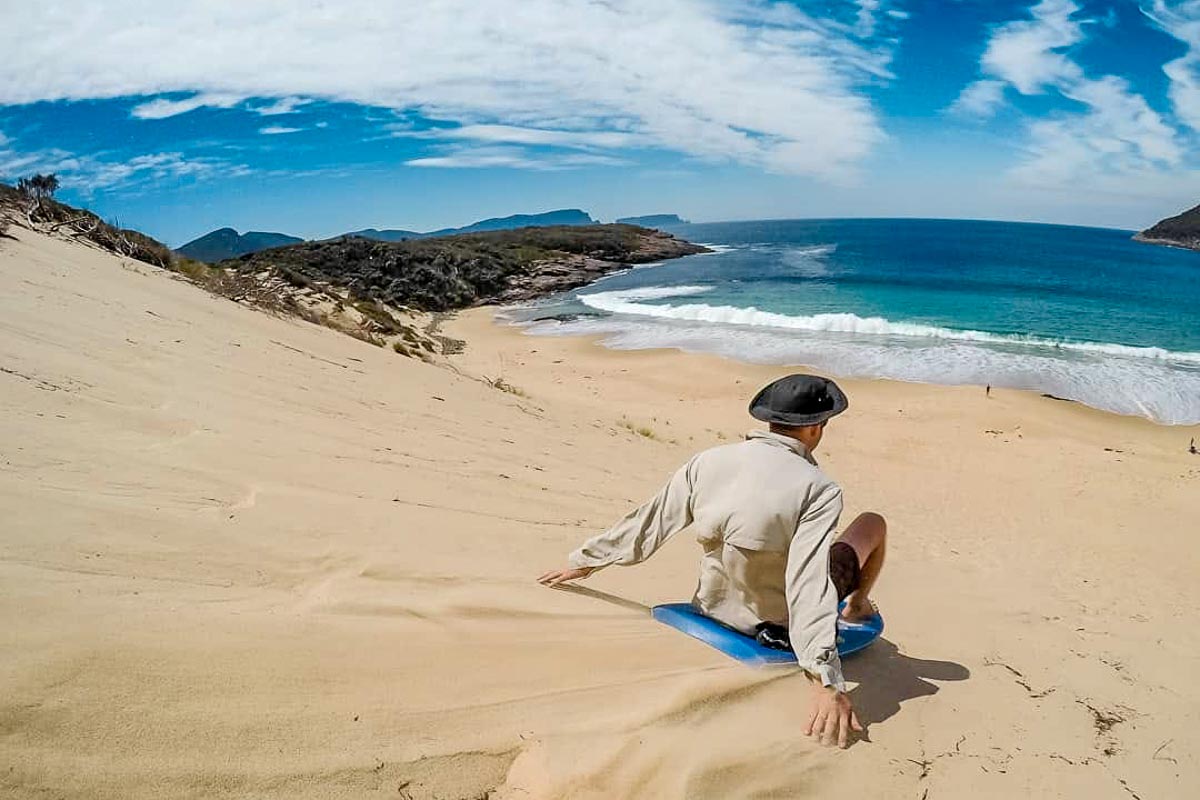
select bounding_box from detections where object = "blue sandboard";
[651,602,883,666]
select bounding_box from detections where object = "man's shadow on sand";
[843,637,970,729]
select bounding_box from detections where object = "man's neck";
[769,425,818,453]
[751,429,816,463]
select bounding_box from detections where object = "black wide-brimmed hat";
[748,374,848,427]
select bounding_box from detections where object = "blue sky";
[1,0,1197,246]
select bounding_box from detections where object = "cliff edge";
[1135,202,1200,251]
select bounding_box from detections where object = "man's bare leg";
[836,512,887,621]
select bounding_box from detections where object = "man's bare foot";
[841,595,876,622]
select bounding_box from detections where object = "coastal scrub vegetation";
[0,178,702,367]
[0,179,438,360]
[223,224,705,311]
[0,178,173,268]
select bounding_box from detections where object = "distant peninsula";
[176,228,303,263]
[346,209,597,242]
[1134,202,1200,252]
[227,224,707,310]
[615,214,689,227]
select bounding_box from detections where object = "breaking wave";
[503,284,1200,424]
[576,286,1200,366]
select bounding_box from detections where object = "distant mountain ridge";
[345,227,424,242]
[347,209,596,242]
[1135,202,1200,252]
[179,209,602,261]
[176,228,303,263]
[615,214,689,227]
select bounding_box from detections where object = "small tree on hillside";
[16,173,60,222]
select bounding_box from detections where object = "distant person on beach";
[539,374,887,748]
[986,384,991,397]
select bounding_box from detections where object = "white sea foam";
[588,285,714,301]
[780,245,834,275]
[694,243,736,254]
[785,244,837,257]
[526,284,1200,424]
[576,286,1200,366]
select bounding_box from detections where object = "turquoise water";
[507,218,1200,424]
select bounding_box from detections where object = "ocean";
[504,218,1200,425]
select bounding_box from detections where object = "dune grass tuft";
[619,418,660,440]
[486,376,528,398]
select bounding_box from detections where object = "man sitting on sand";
[538,374,887,748]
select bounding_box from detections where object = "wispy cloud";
[948,79,1007,117]
[0,134,248,192]
[406,145,628,170]
[950,0,1185,196]
[0,0,906,179]
[74,153,250,190]
[130,92,243,120]
[853,1,907,38]
[981,0,1084,94]
[252,96,310,116]
[1142,1,1200,133]
[1011,78,1181,188]
[394,124,648,150]
[133,94,312,120]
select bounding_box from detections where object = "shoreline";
[474,305,1200,430]
[1131,231,1200,252]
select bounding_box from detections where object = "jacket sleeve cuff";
[800,661,847,693]
[567,550,613,570]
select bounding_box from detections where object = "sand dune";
[2,228,1197,798]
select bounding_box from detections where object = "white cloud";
[951,0,1186,195]
[948,79,1007,117]
[1142,1,1200,132]
[406,145,628,170]
[252,96,309,116]
[259,126,302,135]
[849,1,907,39]
[981,0,1083,94]
[1011,80,1182,189]
[74,153,248,189]
[855,1,882,37]
[0,0,899,179]
[0,135,248,192]
[1062,76,1180,164]
[396,124,648,150]
[130,92,243,119]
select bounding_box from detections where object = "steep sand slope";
[2,228,1198,798]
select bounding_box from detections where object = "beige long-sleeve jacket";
[569,430,846,691]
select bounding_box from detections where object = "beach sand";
[2,228,1198,799]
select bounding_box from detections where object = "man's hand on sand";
[805,685,863,748]
[537,566,596,586]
